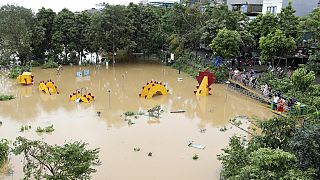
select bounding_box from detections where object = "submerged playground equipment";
[38,80,59,95]
[69,88,94,103]
[76,69,90,77]
[16,72,34,85]
[139,80,168,99]
[194,70,216,96]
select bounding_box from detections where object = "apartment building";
[227,0,263,18]
[262,0,319,16]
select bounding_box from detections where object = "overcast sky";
[0,0,143,12]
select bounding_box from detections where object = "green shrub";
[124,111,135,116]
[0,95,15,101]
[8,66,21,79]
[31,61,42,67]
[0,139,9,167]
[42,58,58,69]
[36,125,54,133]
[20,125,32,132]
[171,54,228,82]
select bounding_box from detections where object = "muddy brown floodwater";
[0,63,274,180]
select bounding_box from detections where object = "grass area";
[0,95,15,101]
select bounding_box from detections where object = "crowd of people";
[229,68,300,113]
[229,68,258,88]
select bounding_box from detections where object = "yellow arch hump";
[46,81,57,94]
[139,81,154,97]
[70,94,77,101]
[80,96,89,103]
[86,94,94,101]
[195,76,210,96]
[39,82,50,95]
[69,90,94,103]
[145,83,168,99]
[17,72,33,85]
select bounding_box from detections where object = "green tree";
[301,8,320,74]
[87,12,105,62]
[290,123,320,178]
[236,148,314,179]
[210,28,242,60]
[127,4,163,56]
[52,8,76,62]
[12,136,100,180]
[74,12,91,63]
[0,5,34,65]
[99,4,132,63]
[201,5,246,47]
[248,13,279,48]
[217,136,250,178]
[162,3,205,58]
[301,8,320,42]
[291,68,315,92]
[278,2,300,40]
[259,29,296,63]
[306,49,320,74]
[257,116,297,150]
[32,8,56,61]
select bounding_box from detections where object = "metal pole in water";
[107,89,111,107]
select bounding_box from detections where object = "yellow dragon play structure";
[38,80,59,95]
[16,72,34,85]
[139,80,168,99]
[194,70,216,96]
[69,89,94,103]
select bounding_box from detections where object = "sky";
[0,0,142,12]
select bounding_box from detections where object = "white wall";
[263,0,319,16]
[262,0,284,14]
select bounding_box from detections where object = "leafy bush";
[124,111,135,116]
[0,139,9,167]
[290,123,320,178]
[291,68,315,91]
[172,54,228,82]
[42,58,58,69]
[31,61,42,67]
[20,125,31,132]
[0,95,15,101]
[8,66,21,79]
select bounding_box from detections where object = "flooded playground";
[0,63,274,180]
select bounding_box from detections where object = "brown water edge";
[0,63,274,180]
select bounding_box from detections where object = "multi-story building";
[262,0,320,16]
[227,0,263,19]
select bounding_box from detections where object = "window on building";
[267,6,277,15]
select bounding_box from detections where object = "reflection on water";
[0,63,273,180]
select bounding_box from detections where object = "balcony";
[231,4,262,16]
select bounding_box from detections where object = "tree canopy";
[12,137,100,180]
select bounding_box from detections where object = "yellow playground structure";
[194,70,216,96]
[38,80,59,95]
[69,88,94,103]
[16,72,34,85]
[139,80,168,99]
